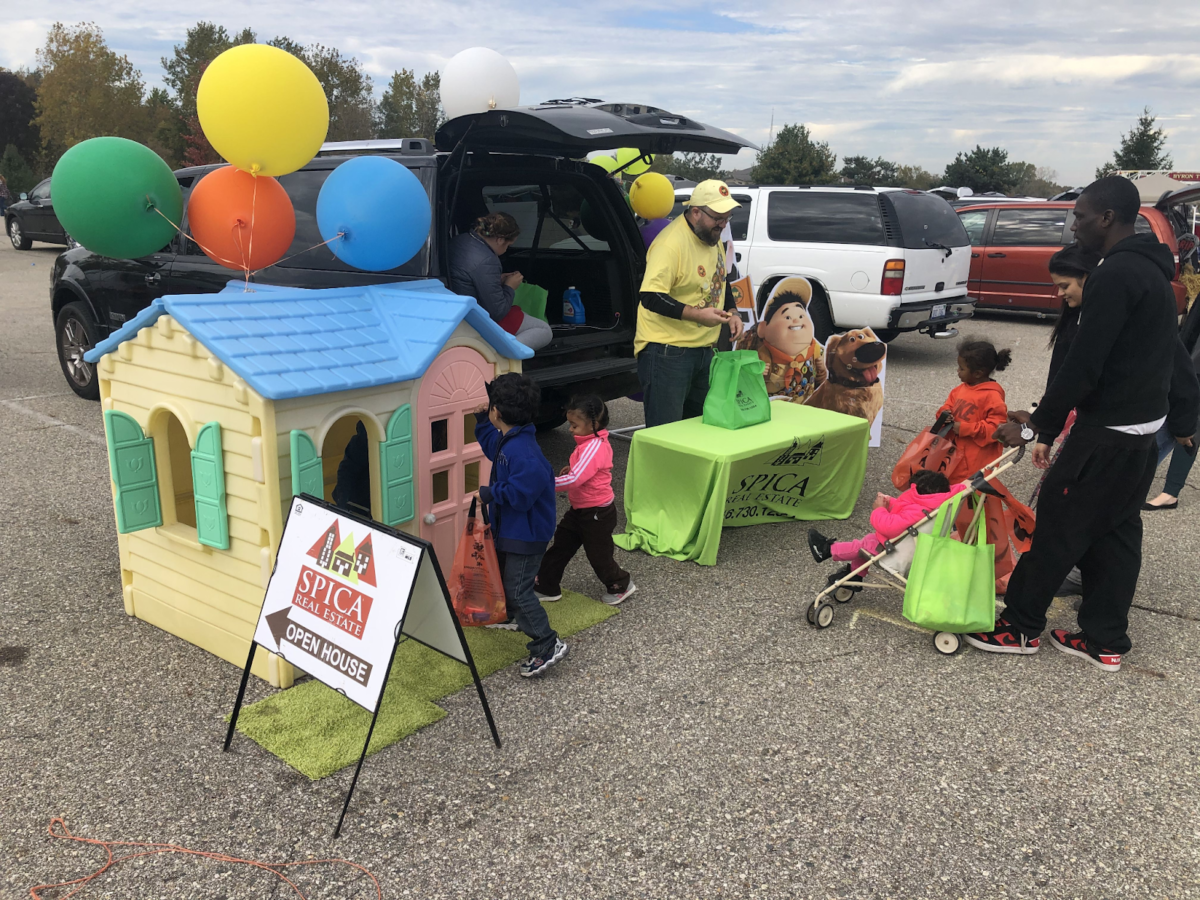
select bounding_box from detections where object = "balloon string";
[149,203,345,292]
[247,173,258,293]
[29,817,383,900]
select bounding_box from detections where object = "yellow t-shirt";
[635,215,727,355]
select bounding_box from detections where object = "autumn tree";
[1096,107,1173,177]
[34,22,148,165]
[749,124,837,185]
[379,69,444,139]
[894,164,936,191]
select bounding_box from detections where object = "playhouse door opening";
[323,415,372,518]
[417,347,492,567]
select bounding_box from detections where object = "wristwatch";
[1020,424,1035,442]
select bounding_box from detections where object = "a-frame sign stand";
[223,495,500,837]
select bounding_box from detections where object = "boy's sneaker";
[963,616,1040,655]
[520,639,569,677]
[533,580,561,602]
[486,618,520,631]
[808,529,834,563]
[1049,629,1122,673]
[602,582,637,605]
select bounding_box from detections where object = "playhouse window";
[463,414,477,446]
[463,461,480,494]
[431,418,449,454]
[164,414,197,529]
[431,469,450,504]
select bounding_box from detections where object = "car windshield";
[887,191,970,248]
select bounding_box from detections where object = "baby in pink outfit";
[807,470,966,569]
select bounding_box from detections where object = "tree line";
[652,108,1174,196]
[0,21,445,194]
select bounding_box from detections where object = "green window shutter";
[191,421,230,550]
[290,430,323,499]
[380,405,415,526]
[104,410,163,534]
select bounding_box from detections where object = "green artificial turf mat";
[233,590,616,780]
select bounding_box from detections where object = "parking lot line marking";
[850,607,931,634]
[1,391,73,402]
[0,399,105,447]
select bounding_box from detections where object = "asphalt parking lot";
[2,237,1198,900]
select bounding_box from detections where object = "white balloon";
[441,48,520,120]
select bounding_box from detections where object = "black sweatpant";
[1003,425,1158,654]
[536,504,630,595]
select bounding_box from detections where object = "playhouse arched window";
[159,412,197,529]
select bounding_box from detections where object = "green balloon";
[53,137,183,260]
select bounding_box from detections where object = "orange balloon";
[186,166,296,270]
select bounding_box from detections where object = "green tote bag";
[702,350,772,429]
[902,493,996,633]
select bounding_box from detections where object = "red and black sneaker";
[963,616,1040,655]
[1049,629,1122,673]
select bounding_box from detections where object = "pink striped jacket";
[555,430,615,509]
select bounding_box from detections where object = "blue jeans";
[1154,425,1196,496]
[500,549,558,658]
[637,343,714,428]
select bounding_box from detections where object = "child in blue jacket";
[475,374,566,677]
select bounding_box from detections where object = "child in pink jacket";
[807,470,966,570]
[534,395,636,605]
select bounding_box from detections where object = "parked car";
[673,185,974,341]
[6,178,70,250]
[955,200,1190,314]
[50,101,754,404]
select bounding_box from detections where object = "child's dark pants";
[537,504,630,595]
[499,550,558,659]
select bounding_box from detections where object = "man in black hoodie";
[965,176,1200,672]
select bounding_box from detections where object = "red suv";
[956,201,1188,315]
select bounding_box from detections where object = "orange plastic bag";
[448,499,508,626]
[954,480,1036,594]
[892,415,959,490]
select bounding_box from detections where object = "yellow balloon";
[616,147,653,176]
[629,172,675,220]
[197,44,329,177]
[589,154,617,173]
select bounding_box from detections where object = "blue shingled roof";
[85,280,534,400]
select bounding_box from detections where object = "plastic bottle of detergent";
[562,286,585,325]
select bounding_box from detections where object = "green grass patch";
[232,590,616,779]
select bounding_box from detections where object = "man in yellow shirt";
[636,179,744,427]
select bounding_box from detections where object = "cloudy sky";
[3,1,1199,185]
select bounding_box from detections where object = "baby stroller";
[806,445,1026,654]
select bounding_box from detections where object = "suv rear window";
[1063,209,1156,237]
[767,192,885,245]
[887,191,969,248]
[991,208,1069,246]
[272,165,433,274]
[668,194,752,241]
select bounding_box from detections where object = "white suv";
[673,185,974,340]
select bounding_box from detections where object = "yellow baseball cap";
[684,179,740,214]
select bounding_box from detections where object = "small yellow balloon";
[197,44,329,177]
[589,154,617,173]
[616,147,653,176]
[629,172,675,220]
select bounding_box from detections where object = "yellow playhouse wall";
[96,315,292,687]
[272,322,522,536]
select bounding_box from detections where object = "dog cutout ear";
[824,332,843,356]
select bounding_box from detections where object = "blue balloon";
[316,156,432,272]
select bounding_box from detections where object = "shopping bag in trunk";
[447,498,508,626]
[703,350,771,429]
[513,282,549,322]
[891,414,959,489]
[902,493,996,633]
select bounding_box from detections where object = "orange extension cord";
[29,818,383,900]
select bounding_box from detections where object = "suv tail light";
[882,259,905,296]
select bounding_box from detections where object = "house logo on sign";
[770,436,824,467]
[288,518,380,640]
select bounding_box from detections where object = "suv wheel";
[806,288,835,343]
[56,301,101,400]
[8,217,32,251]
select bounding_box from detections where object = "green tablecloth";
[614,401,869,566]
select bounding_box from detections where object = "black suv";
[7,178,70,250]
[50,101,754,412]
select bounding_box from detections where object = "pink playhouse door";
[418,346,494,567]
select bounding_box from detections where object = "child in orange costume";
[936,339,1012,482]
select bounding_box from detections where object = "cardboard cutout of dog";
[733,276,826,404]
[806,327,886,427]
